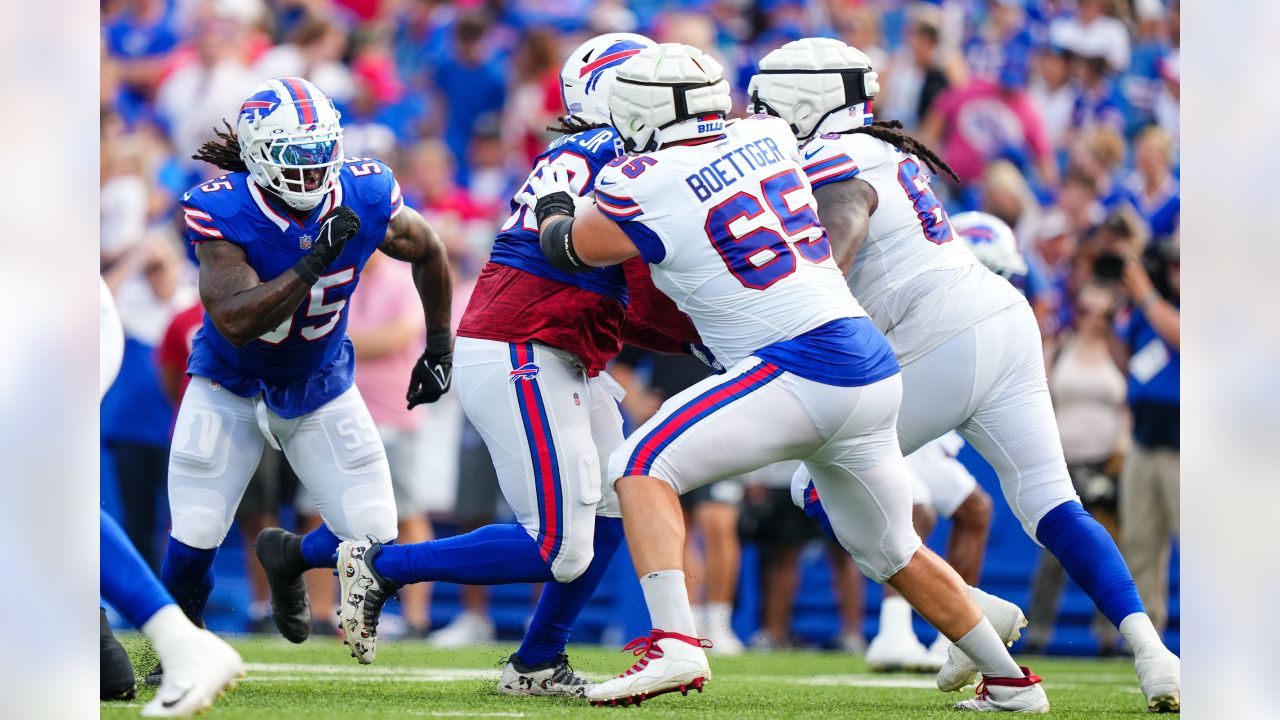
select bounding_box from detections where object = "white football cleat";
[939,589,1027,692]
[927,634,952,667]
[498,653,595,697]
[586,630,712,707]
[953,667,1049,713]
[337,538,399,664]
[865,629,936,672]
[142,622,244,717]
[427,610,496,648]
[1134,645,1180,713]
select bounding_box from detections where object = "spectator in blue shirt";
[431,12,508,187]
[1115,238,1180,635]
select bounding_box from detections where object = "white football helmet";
[236,76,344,211]
[950,211,1029,278]
[559,33,655,125]
[609,43,732,153]
[748,38,880,140]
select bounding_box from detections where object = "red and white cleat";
[953,667,1049,713]
[586,630,712,707]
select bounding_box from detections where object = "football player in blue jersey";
[154,77,453,665]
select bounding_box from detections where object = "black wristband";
[293,254,324,285]
[540,215,587,273]
[426,328,453,355]
[533,190,576,227]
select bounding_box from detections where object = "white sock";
[954,617,1023,679]
[1119,612,1165,655]
[141,604,199,661]
[706,602,732,632]
[641,570,698,636]
[878,595,914,640]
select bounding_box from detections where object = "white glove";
[519,162,573,210]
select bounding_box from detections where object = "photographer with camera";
[1093,214,1180,637]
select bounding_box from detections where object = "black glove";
[294,205,361,284]
[407,328,454,409]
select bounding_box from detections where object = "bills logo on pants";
[508,344,563,563]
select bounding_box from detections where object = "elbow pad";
[539,216,588,273]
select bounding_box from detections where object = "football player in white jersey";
[749,38,1179,713]
[524,43,1047,712]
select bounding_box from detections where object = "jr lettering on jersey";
[685,137,786,202]
[550,127,618,156]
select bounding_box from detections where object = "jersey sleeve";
[593,160,672,266]
[179,188,231,245]
[798,137,862,190]
[345,158,404,223]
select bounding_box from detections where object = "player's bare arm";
[379,205,453,337]
[381,205,456,407]
[196,205,360,347]
[196,240,313,348]
[527,163,639,270]
[813,177,877,276]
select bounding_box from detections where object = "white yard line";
[240,663,1133,693]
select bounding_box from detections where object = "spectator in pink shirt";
[923,51,1059,191]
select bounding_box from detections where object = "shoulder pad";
[341,158,399,215]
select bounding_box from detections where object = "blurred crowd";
[101,0,1179,652]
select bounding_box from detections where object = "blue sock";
[101,510,175,628]
[372,523,554,586]
[1036,500,1144,628]
[159,536,218,625]
[300,523,341,569]
[801,481,840,545]
[516,516,626,666]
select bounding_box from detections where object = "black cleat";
[100,608,137,700]
[256,527,312,643]
[498,653,596,697]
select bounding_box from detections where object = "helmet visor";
[270,139,340,167]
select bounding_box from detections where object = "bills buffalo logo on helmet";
[509,363,540,383]
[580,39,646,93]
[239,88,282,123]
[958,225,997,246]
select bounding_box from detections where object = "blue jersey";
[491,126,629,304]
[180,158,404,418]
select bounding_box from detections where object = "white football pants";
[896,301,1078,538]
[608,356,920,583]
[454,337,624,584]
[167,377,398,549]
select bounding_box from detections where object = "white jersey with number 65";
[592,116,864,368]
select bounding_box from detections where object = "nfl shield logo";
[299,234,313,250]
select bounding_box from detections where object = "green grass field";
[103,634,1148,718]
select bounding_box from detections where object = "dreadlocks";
[546,115,612,136]
[848,119,959,184]
[193,120,248,173]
